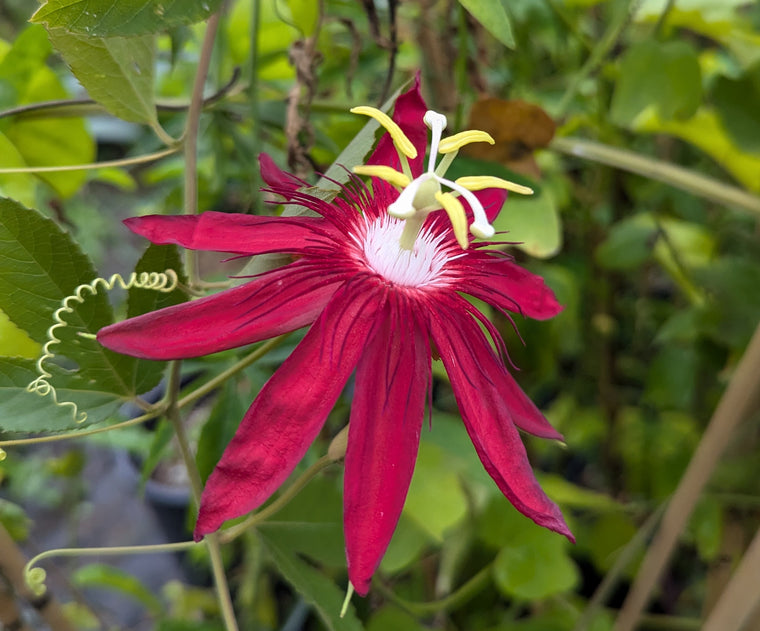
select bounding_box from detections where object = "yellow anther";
[435,191,469,249]
[438,130,495,154]
[455,175,534,196]
[350,106,418,159]
[353,165,411,189]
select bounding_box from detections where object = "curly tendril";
[26,270,180,423]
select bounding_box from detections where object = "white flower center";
[356,215,455,287]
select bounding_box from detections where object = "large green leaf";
[0,198,150,401]
[712,65,760,153]
[458,0,516,49]
[403,441,468,541]
[258,528,363,631]
[611,39,702,127]
[47,29,157,125]
[32,0,224,37]
[482,498,579,600]
[635,107,760,193]
[0,358,121,432]
[496,187,562,259]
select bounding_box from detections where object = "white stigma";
[357,215,453,287]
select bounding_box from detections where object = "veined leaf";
[0,197,154,402]
[458,0,515,49]
[0,358,121,432]
[47,28,157,125]
[32,0,224,38]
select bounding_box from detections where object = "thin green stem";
[220,455,335,543]
[0,409,163,451]
[0,147,179,174]
[375,562,494,616]
[551,136,760,216]
[555,0,640,118]
[0,72,241,121]
[184,11,221,288]
[178,335,290,410]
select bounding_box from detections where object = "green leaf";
[0,498,32,541]
[496,187,562,259]
[0,26,52,110]
[46,28,157,124]
[0,25,94,197]
[537,474,622,513]
[196,380,245,484]
[644,345,697,410]
[595,215,656,271]
[0,197,106,341]
[0,132,37,207]
[285,0,319,37]
[635,108,760,193]
[32,0,224,37]
[367,606,428,631]
[615,407,699,499]
[72,564,163,615]
[125,243,189,391]
[611,39,702,126]
[712,66,760,153]
[0,198,153,404]
[379,514,432,574]
[259,476,346,569]
[688,496,723,562]
[490,501,579,600]
[0,308,40,359]
[0,357,121,432]
[693,258,760,347]
[458,0,516,49]
[403,441,468,541]
[258,528,363,631]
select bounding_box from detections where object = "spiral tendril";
[26,270,179,423]
[25,566,48,597]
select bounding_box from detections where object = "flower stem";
[165,361,239,631]
[178,335,290,410]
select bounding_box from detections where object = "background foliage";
[0,1,759,630]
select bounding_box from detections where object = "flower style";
[97,79,573,595]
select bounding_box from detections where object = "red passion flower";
[97,79,573,596]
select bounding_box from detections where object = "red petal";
[124,211,336,255]
[368,75,428,175]
[459,259,563,321]
[194,280,389,539]
[344,296,430,595]
[428,301,572,540]
[97,263,342,359]
[259,153,306,194]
